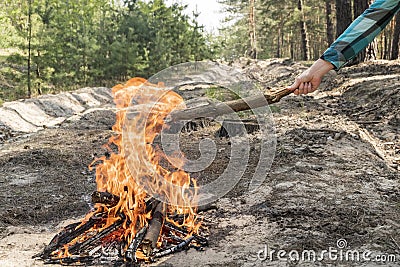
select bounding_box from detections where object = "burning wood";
[35,213,104,259]
[125,226,147,262]
[67,214,125,254]
[141,202,166,256]
[154,236,195,258]
[164,222,208,246]
[91,191,120,207]
[34,78,207,265]
[35,198,204,265]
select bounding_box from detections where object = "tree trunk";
[325,0,334,45]
[36,51,42,95]
[391,13,400,59]
[383,33,389,59]
[298,0,309,60]
[290,40,295,59]
[335,0,352,38]
[248,0,257,59]
[27,0,32,98]
[350,0,369,64]
[367,40,378,60]
[276,27,281,58]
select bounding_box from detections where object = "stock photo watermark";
[257,239,398,263]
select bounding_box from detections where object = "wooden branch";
[91,191,120,207]
[44,255,94,265]
[164,222,208,246]
[168,87,292,122]
[38,213,104,258]
[68,214,125,254]
[141,202,165,256]
[153,236,195,258]
[353,106,379,117]
[145,198,160,213]
[125,226,147,262]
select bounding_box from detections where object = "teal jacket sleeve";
[321,0,400,70]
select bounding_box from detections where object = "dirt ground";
[0,59,399,267]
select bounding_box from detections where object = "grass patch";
[0,55,8,63]
[206,86,240,102]
[269,105,281,113]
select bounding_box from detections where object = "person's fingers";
[289,73,316,95]
[298,82,304,91]
[305,82,312,94]
[288,77,302,91]
[297,85,304,95]
[302,83,308,94]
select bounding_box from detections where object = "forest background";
[1,0,399,103]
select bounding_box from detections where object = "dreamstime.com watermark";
[257,239,398,263]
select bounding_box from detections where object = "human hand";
[288,59,334,95]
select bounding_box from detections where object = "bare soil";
[0,59,399,267]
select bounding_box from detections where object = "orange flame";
[84,78,200,253]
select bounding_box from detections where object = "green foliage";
[206,86,241,102]
[0,16,23,48]
[0,0,216,101]
[269,105,281,113]
[219,0,330,61]
[218,0,249,60]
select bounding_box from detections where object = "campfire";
[34,78,207,265]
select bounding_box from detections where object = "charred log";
[167,232,185,243]
[170,203,217,224]
[164,222,208,246]
[91,191,120,207]
[125,226,147,262]
[44,255,94,264]
[68,214,126,254]
[141,202,165,256]
[153,236,195,258]
[145,198,160,213]
[37,213,104,258]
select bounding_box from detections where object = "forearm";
[309,59,334,77]
[321,0,400,70]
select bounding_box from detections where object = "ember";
[34,78,207,265]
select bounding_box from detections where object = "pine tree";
[350,0,369,64]
[391,13,400,59]
[335,0,352,38]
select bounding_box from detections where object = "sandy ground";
[0,59,399,266]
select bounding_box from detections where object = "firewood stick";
[141,202,165,256]
[37,212,105,258]
[168,87,292,122]
[91,191,120,207]
[353,106,379,116]
[145,198,160,213]
[164,222,208,246]
[68,214,125,254]
[44,255,94,264]
[125,226,147,262]
[153,236,195,258]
